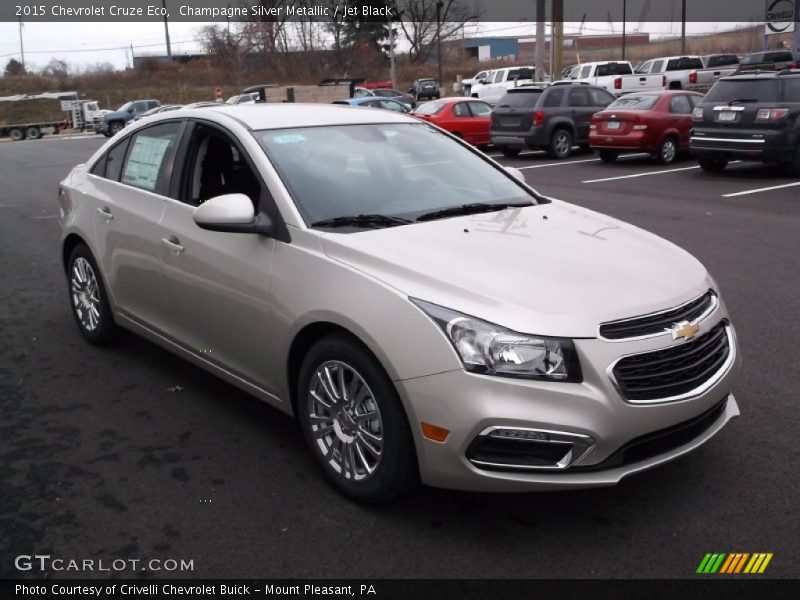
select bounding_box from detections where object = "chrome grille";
[611,321,732,403]
[599,290,716,341]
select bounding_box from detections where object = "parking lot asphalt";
[1,136,798,579]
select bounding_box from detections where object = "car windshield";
[704,80,779,103]
[607,95,659,110]
[255,123,536,227]
[413,101,445,115]
[116,101,133,112]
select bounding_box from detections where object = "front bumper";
[396,311,740,492]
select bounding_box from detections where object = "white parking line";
[517,157,601,170]
[582,165,701,183]
[722,181,800,198]
[486,150,543,158]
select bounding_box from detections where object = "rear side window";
[590,88,615,106]
[669,95,693,114]
[91,138,130,181]
[568,87,591,107]
[766,52,793,62]
[467,101,492,116]
[497,90,543,107]
[120,121,183,194]
[452,102,470,117]
[704,80,779,103]
[542,88,564,107]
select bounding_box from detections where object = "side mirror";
[127,107,135,113]
[505,166,525,183]
[193,193,273,234]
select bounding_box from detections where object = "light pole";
[162,0,172,58]
[18,16,25,72]
[622,0,627,61]
[436,1,443,87]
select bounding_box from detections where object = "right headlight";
[411,299,582,382]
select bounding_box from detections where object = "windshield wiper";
[728,98,758,105]
[311,214,413,229]
[415,201,533,222]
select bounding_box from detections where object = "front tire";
[297,334,418,504]
[108,121,124,135]
[698,156,728,172]
[66,244,120,345]
[547,128,573,159]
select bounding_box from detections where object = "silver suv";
[59,104,740,503]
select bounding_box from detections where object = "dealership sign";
[765,0,796,34]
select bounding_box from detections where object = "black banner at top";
[2,0,798,23]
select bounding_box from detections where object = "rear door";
[667,94,695,147]
[88,120,185,331]
[567,87,597,141]
[465,101,493,145]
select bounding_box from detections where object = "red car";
[412,97,493,146]
[589,90,704,164]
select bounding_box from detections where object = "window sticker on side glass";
[122,136,171,190]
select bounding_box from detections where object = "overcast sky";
[0,21,761,72]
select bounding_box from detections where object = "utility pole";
[535,0,545,81]
[436,1,444,87]
[389,12,396,89]
[622,0,627,61]
[795,0,800,53]
[162,0,172,58]
[18,17,25,71]
[681,0,686,54]
[552,0,563,79]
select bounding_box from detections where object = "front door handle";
[97,207,113,220]
[161,236,185,255]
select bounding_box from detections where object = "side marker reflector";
[421,422,449,442]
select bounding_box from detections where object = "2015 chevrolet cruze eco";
[58,104,740,503]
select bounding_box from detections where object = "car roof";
[153,103,413,129]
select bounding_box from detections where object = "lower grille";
[611,320,732,403]
[573,397,729,472]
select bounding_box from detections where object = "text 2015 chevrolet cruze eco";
[58,105,740,503]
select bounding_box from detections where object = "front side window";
[414,101,445,115]
[636,61,652,74]
[255,124,536,226]
[493,71,505,83]
[120,121,182,194]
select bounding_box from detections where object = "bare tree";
[41,58,70,79]
[398,0,477,63]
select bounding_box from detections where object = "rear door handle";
[161,236,185,254]
[96,207,113,220]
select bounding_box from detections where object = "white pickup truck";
[635,55,713,90]
[473,66,536,104]
[566,61,664,96]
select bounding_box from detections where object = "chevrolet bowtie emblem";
[671,320,700,340]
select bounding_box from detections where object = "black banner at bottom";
[1,579,797,600]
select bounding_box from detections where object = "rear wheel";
[66,244,120,345]
[656,136,678,164]
[297,334,418,504]
[500,147,521,158]
[25,126,42,140]
[547,128,573,159]
[698,157,728,172]
[599,150,619,163]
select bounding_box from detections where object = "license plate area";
[717,111,737,122]
[606,121,621,130]
[500,117,522,127]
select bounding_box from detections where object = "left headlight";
[411,299,582,382]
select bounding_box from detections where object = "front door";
[158,122,278,392]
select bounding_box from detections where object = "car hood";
[320,201,711,337]
[104,111,128,121]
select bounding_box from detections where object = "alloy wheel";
[70,257,101,332]
[307,360,384,482]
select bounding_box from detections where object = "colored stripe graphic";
[700,552,773,574]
